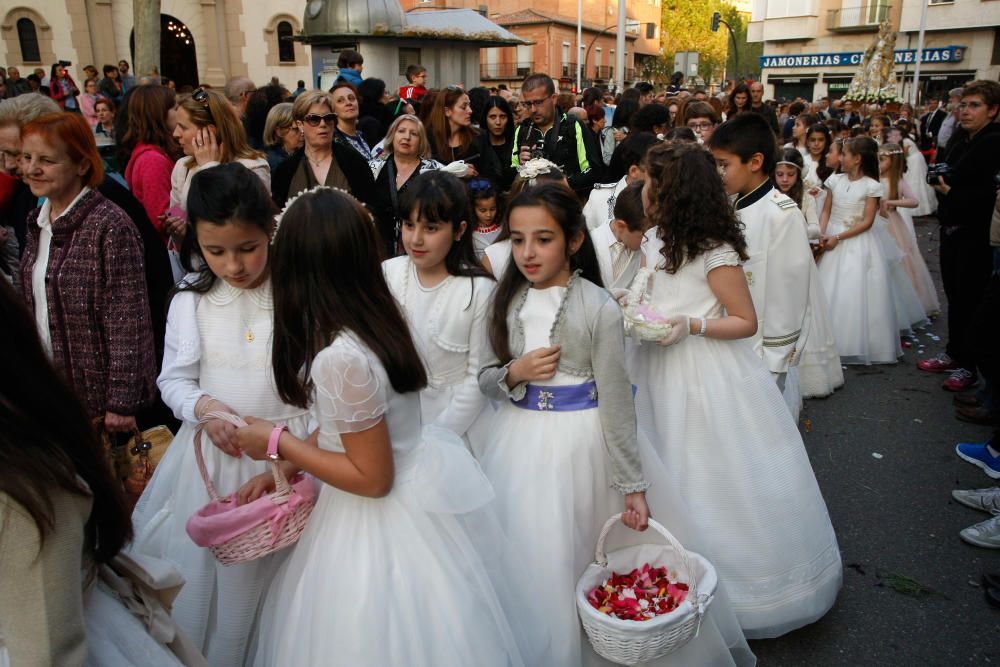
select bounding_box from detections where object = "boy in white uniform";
[709,113,813,419]
[590,181,649,290]
[583,132,659,230]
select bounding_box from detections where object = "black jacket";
[936,122,1000,238]
[271,143,377,210]
[512,112,604,197]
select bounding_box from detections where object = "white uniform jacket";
[734,181,813,375]
[583,177,628,230]
[590,222,642,291]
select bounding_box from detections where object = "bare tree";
[133,0,160,80]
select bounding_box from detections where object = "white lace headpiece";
[271,184,355,245]
[516,157,560,184]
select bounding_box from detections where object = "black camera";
[58,60,72,67]
[927,162,951,185]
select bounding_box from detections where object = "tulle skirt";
[130,413,311,667]
[875,217,929,333]
[251,426,541,667]
[797,260,845,399]
[481,399,756,666]
[84,581,185,667]
[904,151,937,217]
[817,226,902,365]
[630,336,843,639]
[890,208,941,315]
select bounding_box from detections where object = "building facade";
[748,0,1000,103]
[1,0,313,90]
[398,0,662,90]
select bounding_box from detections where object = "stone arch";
[263,14,305,67]
[1,8,55,68]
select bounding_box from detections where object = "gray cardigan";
[479,272,648,494]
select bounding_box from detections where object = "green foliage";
[658,1,761,84]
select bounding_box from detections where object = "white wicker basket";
[622,268,673,342]
[576,514,716,665]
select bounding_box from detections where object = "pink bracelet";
[267,424,288,461]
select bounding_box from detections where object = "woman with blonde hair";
[270,89,376,208]
[369,114,443,257]
[161,87,268,261]
[262,102,301,171]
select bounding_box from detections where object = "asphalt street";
[747,217,1000,665]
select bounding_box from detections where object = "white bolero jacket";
[383,256,495,437]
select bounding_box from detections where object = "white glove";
[657,314,691,346]
[440,161,471,178]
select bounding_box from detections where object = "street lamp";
[582,23,656,90]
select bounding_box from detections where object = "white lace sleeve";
[703,244,742,273]
[312,336,388,434]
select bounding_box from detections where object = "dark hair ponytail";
[270,188,427,407]
[398,171,493,281]
[178,162,277,293]
[488,182,602,363]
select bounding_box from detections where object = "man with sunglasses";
[511,73,603,198]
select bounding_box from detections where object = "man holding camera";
[512,73,603,198]
[919,81,1000,394]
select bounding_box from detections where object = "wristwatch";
[267,424,289,461]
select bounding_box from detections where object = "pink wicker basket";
[185,411,316,565]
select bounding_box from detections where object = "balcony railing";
[624,67,636,81]
[593,65,612,80]
[827,4,890,32]
[480,62,534,80]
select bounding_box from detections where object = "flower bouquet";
[623,268,672,342]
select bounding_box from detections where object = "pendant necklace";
[240,312,256,343]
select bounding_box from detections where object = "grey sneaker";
[952,487,1000,514]
[960,515,1000,549]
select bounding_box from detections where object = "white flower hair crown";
[517,157,559,184]
[271,184,355,245]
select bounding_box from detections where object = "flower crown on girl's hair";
[271,185,361,245]
[877,144,904,157]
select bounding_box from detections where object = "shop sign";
[760,45,965,69]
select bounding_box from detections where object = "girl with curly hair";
[630,141,843,640]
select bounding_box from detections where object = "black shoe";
[956,406,1000,426]
[983,573,1000,589]
[987,586,1000,609]
[953,392,983,408]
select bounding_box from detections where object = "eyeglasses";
[687,122,714,131]
[303,113,336,127]
[958,101,986,110]
[521,98,550,109]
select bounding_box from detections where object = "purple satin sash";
[511,381,599,412]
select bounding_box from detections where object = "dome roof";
[303,0,405,37]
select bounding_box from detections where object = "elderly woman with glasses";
[369,114,443,257]
[271,90,376,209]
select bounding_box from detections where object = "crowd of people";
[1,50,999,664]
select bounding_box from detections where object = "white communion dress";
[818,174,902,364]
[481,283,755,666]
[251,333,540,667]
[131,278,312,667]
[629,241,843,639]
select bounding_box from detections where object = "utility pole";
[615,0,625,93]
[910,0,929,104]
[577,0,583,92]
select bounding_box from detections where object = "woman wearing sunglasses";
[271,90,377,209]
[162,88,269,260]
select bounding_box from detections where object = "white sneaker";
[952,487,1000,514]
[960,515,1000,549]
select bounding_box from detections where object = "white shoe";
[952,487,1000,514]
[960,515,1000,549]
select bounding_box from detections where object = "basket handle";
[194,411,293,502]
[594,513,698,601]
